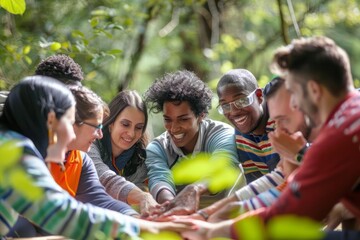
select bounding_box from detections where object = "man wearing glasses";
[217,69,280,184]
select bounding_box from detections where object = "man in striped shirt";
[217,69,280,184]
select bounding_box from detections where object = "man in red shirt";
[181,36,360,239]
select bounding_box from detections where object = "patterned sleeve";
[87,144,136,203]
[235,187,282,214]
[0,154,140,239]
[235,168,285,201]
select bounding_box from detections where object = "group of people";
[0,35,359,240]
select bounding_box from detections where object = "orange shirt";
[50,150,83,197]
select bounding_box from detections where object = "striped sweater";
[236,119,280,183]
[0,131,139,239]
[234,169,286,213]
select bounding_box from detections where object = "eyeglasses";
[217,90,257,115]
[78,121,103,130]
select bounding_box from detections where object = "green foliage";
[268,215,324,240]
[172,152,240,193]
[0,0,25,15]
[232,215,324,240]
[0,141,43,201]
[140,231,182,240]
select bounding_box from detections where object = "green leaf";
[140,231,182,240]
[50,42,62,51]
[172,152,240,193]
[0,141,22,169]
[233,216,266,240]
[9,168,43,201]
[22,45,31,54]
[0,0,26,15]
[106,49,122,55]
[267,215,324,240]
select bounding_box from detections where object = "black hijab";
[0,76,75,158]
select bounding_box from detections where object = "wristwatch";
[295,142,311,163]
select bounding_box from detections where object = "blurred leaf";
[140,231,182,240]
[0,0,26,15]
[24,55,32,65]
[22,45,31,54]
[172,152,240,193]
[0,141,43,201]
[71,30,85,38]
[0,141,22,169]
[50,42,62,51]
[90,17,99,28]
[208,167,239,193]
[233,216,266,240]
[106,49,123,55]
[9,168,43,201]
[268,215,324,240]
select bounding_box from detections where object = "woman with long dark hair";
[89,90,158,216]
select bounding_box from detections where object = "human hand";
[140,218,196,235]
[323,202,354,230]
[139,192,160,218]
[148,184,204,220]
[268,129,306,160]
[180,219,233,240]
[208,202,241,223]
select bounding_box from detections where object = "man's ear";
[307,80,322,103]
[197,112,205,123]
[255,88,264,104]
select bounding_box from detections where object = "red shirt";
[258,91,360,222]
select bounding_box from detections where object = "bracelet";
[294,142,311,163]
[196,210,209,220]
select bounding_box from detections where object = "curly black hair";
[144,70,213,117]
[35,54,84,85]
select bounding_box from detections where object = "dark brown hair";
[271,36,352,97]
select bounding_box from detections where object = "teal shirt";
[146,119,244,206]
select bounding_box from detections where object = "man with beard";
[181,36,360,240]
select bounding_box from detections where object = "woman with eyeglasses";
[0,76,192,239]
[49,85,138,216]
[88,90,159,216]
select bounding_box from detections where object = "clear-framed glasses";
[217,89,257,115]
[78,121,103,130]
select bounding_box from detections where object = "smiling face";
[109,106,145,157]
[285,73,319,128]
[218,84,263,134]
[70,108,104,152]
[163,101,203,155]
[267,84,309,137]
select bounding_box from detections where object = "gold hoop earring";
[48,128,57,145]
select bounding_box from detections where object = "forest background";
[1,0,360,137]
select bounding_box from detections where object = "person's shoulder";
[202,118,234,132]
[328,93,360,129]
[0,130,42,158]
[148,131,168,145]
